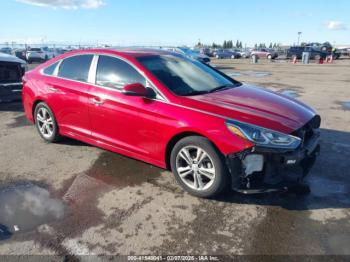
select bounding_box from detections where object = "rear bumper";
[227,132,320,194]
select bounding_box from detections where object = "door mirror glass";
[122,83,156,99]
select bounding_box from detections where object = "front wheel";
[170,136,229,198]
[34,102,61,143]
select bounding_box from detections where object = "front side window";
[58,55,93,82]
[96,55,146,89]
[137,54,240,96]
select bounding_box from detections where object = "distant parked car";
[230,49,250,58]
[251,48,278,59]
[0,47,12,55]
[0,53,26,102]
[287,45,340,60]
[26,47,55,63]
[170,47,211,63]
[12,49,28,61]
[306,42,341,59]
[215,50,241,59]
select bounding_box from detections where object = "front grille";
[292,115,321,146]
[0,62,22,84]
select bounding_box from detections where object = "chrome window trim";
[88,55,99,84]
[39,56,235,121]
[39,52,168,102]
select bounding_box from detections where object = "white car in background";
[26,47,55,63]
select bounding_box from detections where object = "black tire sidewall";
[170,136,229,198]
[34,102,60,143]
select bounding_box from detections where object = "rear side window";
[43,61,59,76]
[58,55,93,82]
[96,55,145,89]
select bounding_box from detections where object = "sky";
[1,0,350,47]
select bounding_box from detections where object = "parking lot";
[0,58,350,257]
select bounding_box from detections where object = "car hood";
[181,84,316,134]
[0,53,26,64]
[191,53,209,59]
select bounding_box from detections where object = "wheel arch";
[164,131,222,170]
[32,99,48,123]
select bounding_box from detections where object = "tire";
[34,102,61,143]
[231,55,236,59]
[170,136,229,198]
[216,55,220,59]
[267,54,272,60]
[314,54,321,61]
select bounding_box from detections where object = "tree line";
[197,40,281,49]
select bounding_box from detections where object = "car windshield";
[179,48,197,55]
[137,54,241,96]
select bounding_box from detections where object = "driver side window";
[96,55,146,90]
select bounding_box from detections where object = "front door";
[88,55,161,161]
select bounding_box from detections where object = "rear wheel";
[267,54,272,60]
[170,136,229,198]
[34,102,61,143]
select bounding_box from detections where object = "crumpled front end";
[227,115,321,194]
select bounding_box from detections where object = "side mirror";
[122,83,156,99]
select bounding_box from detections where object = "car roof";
[63,48,175,59]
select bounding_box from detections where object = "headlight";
[226,120,301,150]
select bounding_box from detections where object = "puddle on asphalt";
[86,152,163,187]
[7,114,31,128]
[308,177,348,199]
[226,71,272,78]
[338,101,350,111]
[0,183,66,239]
[279,90,300,98]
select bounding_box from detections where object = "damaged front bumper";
[227,130,321,194]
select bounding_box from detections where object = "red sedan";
[22,49,320,197]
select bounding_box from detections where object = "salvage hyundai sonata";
[22,49,321,198]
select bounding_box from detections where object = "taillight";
[22,75,28,84]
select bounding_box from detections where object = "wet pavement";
[0,60,349,256]
[279,90,300,98]
[0,183,65,234]
[338,101,350,111]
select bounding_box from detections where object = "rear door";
[43,54,94,138]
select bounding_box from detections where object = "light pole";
[297,32,302,45]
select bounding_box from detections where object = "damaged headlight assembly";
[226,120,301,150]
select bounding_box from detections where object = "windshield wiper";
[183,90,209,96]
[209,84,234,93]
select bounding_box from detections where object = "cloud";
[327,21,347,30]
[16,0,105,9]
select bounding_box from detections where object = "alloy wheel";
[175,146,216,191]
[36,107,54,139]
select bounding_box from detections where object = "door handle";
[90,97,105,106]
[46,85,59,93]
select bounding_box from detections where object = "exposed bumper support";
[226,132,321,194]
